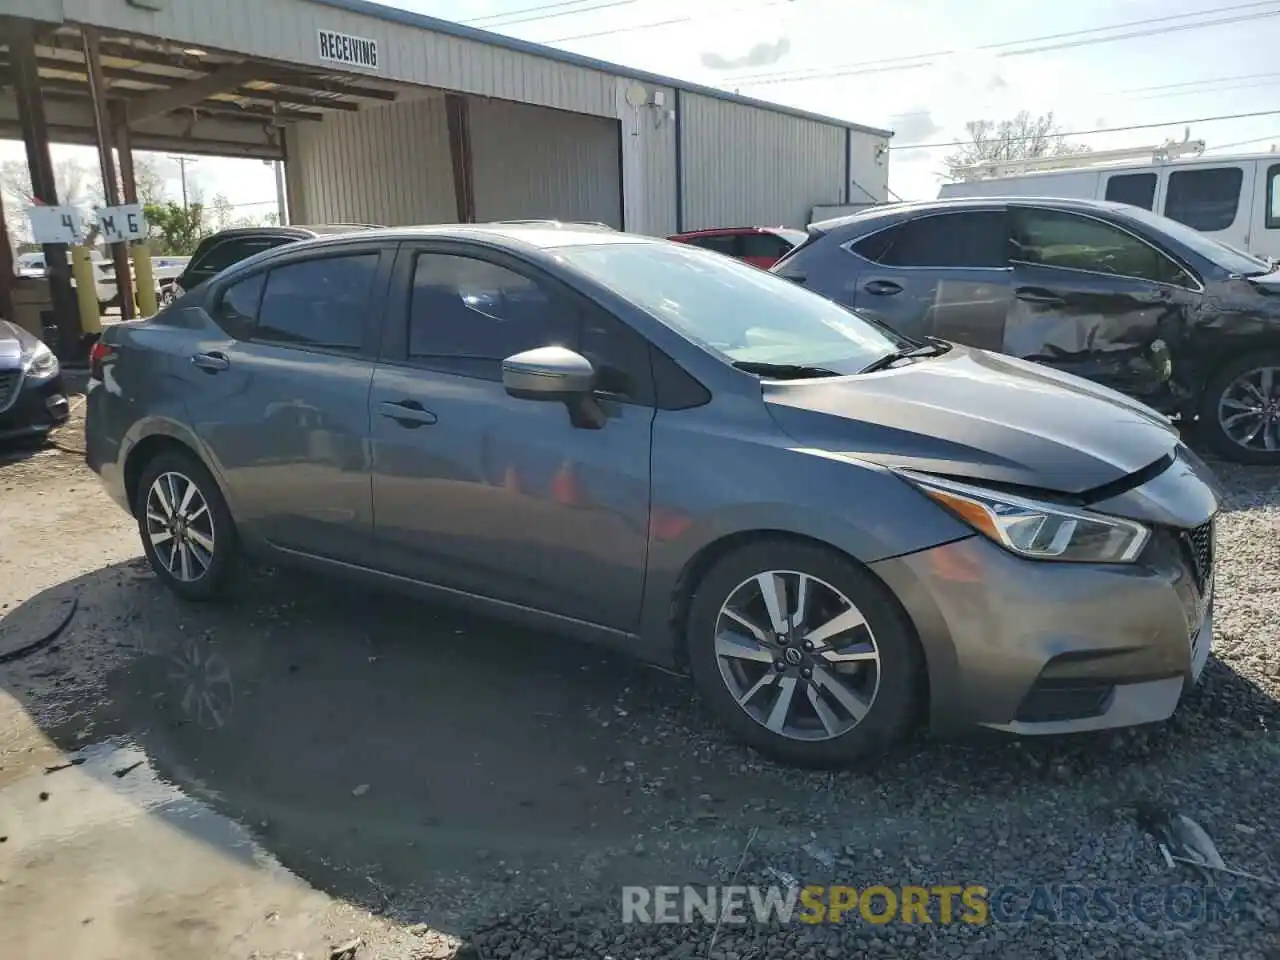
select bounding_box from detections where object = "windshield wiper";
[859,337,952,374]
[731,361,842,379]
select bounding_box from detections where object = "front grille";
[1181,519,1215,594]
[0,370,20,412]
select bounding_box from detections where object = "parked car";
[0,320,68,444]
[938,149,1280,261]
[669,226,807,268]
[166,224,382,303]
[774,197,1280,464]
[16,250,118,312]
[151,256,190,306]
[86,225,1219,766]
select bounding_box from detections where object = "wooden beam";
[129,61,266,122]
[230,85,359,111]
[41,35,399,101]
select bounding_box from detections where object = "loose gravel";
[2,420,1278,959]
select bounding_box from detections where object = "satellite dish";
[624,83,648,108]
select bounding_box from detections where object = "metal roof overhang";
[0,21,407,159]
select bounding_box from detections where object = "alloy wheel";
[1218,365,1280,452]
[144,471,216,582]
[713,570,881,742]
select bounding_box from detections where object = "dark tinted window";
[849,226,900,263]
[1105,173,1157,211]
[254,254,378,352]
[215,272,265,339]
[865,211,1008,268]
[408,254,576,380]
[1163,167,1243,232]
[191,236,293,279]
[689,234,738,256]
[1267,164,1280,230]
[1011,207,1192,286]
[739,233,792,259]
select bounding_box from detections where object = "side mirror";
[502,346,605,429]
[502,346,595,401]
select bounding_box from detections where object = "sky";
[3,0,1279,219]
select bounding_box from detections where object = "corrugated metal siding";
[679,94,846,229]
[848,130,891,205]
[288,95,456,225]
[63,0,617,118]
[469,98,622,227]
[614,79,676,236]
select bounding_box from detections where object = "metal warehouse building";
[1,0,892,241]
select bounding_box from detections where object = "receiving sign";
[317,28,379,70]
[26,205,84,245]
[97,204,148,243]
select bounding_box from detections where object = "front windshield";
[1124,205,1271,275]
[554,240,906,373]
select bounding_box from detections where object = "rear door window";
[689,234,739,257]
[739,233,793,260]
[861,211,1008,268]
[186,236,294,286]
[253,253,379,353]
[1105,173,1158,211]
[1163,167,1243,232]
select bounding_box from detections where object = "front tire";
[134,450,237,601]
[1198,350,1280,465]
[684,540,923,768]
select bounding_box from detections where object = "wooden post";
[82,25,134,322]
[9,17,81,356]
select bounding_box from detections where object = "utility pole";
[168,155,197,210]
[263,159,287,225]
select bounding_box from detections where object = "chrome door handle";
[190,351,230,372]
[378,400,438,427]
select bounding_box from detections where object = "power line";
[726,1,1280,86]
[1204,135,1280,152]
[466,0,641,29]
[891,108,1280,151]
[543,0,790,43]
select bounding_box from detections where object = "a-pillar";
[7,17,82,357]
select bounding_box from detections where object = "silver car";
[85,224,1219,766]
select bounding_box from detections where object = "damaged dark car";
[0,320,68,446]
[774,197,1280,464]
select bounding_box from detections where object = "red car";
[667,226,808,268]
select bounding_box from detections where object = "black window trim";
[839,207,1014,271]
[1007,204,1205,293]
[1162,165,1245,234]
[206,240,396,359]
[1266,163,1280,230]
[379,239,658,407]
[1103,171,1159,211]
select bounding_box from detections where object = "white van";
[939,152,1280,261]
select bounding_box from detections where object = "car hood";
[763,346,1179,495]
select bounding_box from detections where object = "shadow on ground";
[1,541,1277,936]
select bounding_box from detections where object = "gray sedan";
[85,224,1219,766]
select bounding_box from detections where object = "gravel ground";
[1,393,1278,959]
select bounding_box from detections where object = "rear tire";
[134,449,238,601]
[1198,350,1280,465]
[684,539,923,768]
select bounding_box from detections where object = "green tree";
[145,201,208,255]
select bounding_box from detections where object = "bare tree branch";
[944,111,1091,180]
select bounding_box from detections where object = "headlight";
[902,472,1150,563]
[24,341,60,380]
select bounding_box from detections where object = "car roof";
[810,196,1142,232]
[257,222,654,252]
[671,226,795,238]
[203,223,382,241]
